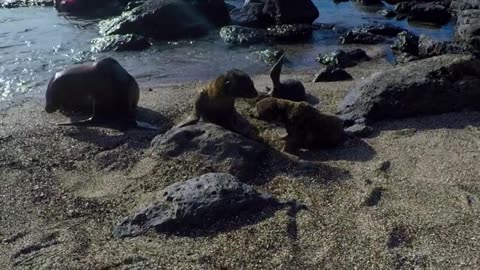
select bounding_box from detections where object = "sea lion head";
[254,97,284,121]
[224,69,258,98]
[45,74,62,113]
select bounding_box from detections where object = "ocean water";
[0,0,454,101]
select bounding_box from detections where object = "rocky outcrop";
[340,23,405,45]
[150,123,266,181]
[338,55,480,124]
[91,34,151,52]
[114,173,278,237]
[219,24,312,46]
[99,0,230,40]
[54,0,129,16]
[408,3,451,25]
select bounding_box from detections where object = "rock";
[338,55,480,124]
[99,0,230,40]
[265,24,313,42]
[408,3,451,25]
[1,0,53,8]
[263,0,319,25]
[378,9,397,18]
[114,173,277,237]
[395,2,415,14]
[339,23,405,44]
[450,0,480,11]
[230,0,270,28]
[316,49,371,68]
[392,31,419,55]
[313,66,353,82]
[125,0,146,11]
[344,123,373,138]
[455,9,480,51]
[91,34,151,52]
[252,48,284,64]
[354,0,382,6]
[150,123,267,181]
[418,35,466,58]
[219,25,267,46]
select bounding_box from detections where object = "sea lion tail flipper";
[270,54,285,88]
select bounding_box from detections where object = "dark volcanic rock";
[263,0,319,25]
[91,34,151,52]
[150,123,267,181]
[230,0,270,28]
[338,55,480,124]
[265,24,313,42]
[1,0,53,8]
[392,31,419,55]
[114,173,277,237]
[340,24,405,44]
[253,48,284,64]
[99,0,229,40]
[408,3,451,25]
[54,0,128,16]
[316,49,371,68]
[313,66,353,82]
[455,9,480,51]
[450,0,480,11]
[354,0,382,6]
[219,25,267,46]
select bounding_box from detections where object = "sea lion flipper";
[175,114,200,129]
[56,117,97,126]
[134,121,159,130]
[270,54,285,88]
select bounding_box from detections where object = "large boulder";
[455,9,480,51]
[316,49,371,68]
[230,0,319,27]
[339,23,406,45]
[99,0,230,40]
[219,24,312,46]
[408,3,451,25]
[338,55,480,124]
[263,0,319,25]
[114,173,278,237]
[150,123,266,181]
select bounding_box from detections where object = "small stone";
[344,123,373,138]
[313,66,352,82]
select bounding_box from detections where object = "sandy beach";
[1,47,479,269]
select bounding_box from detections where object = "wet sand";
[1,50,480,269]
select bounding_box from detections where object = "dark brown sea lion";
[268,54,306,102]
[45,57,147,128]
[176,69,258,130]
[255,97,343,153]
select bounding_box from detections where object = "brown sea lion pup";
[268,54,306,102]
[254,97,343,153]
[176,69,258,130]
[45,57,153,128]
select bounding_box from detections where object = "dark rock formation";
[313,66,353,82]
[91,34,151,52]
[1,0,53,8]
[316,49,371,68]
[392,31,419,55]
[150,123,266,181]
[408,3,451,25]
[99,0,230,40]
[338,55,480,124]
[455,9,480,51]
[340,23,405,44]
[54,0,129,16]
[266,24,313,42]
[219,25,267,45]
[114,173,277,237]
[230,0,269,27]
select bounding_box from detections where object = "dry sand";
[0,49,479,269]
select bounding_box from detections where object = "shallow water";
[0,0,454,101]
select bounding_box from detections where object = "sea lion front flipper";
[270,54,285,88]
[134,121,159,130]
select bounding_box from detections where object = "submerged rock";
[114,173,277,237]
[313,66,352,82]
[91,34,151,52]
[99,0,229,40]
[338,55,480,124]
[316,49,371,68]
[150,123,266,181]
[339,23,405,45]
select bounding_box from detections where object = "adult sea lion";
[176,69,258,131]
[268,54,306,102]
[45,57,143,127]
[255,97,343,153]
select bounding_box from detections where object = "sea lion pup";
[45,57,149,128]
[176,69,258,131]
[268,54,306,102]
[255,97,343,153]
